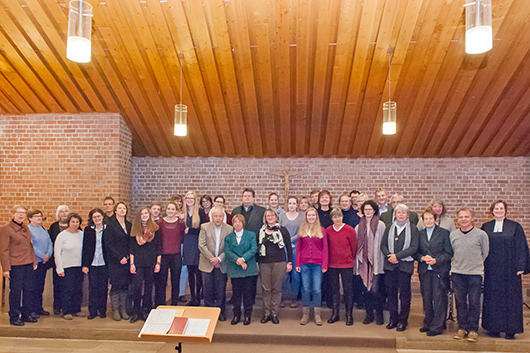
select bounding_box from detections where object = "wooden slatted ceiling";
[0,0,529,158]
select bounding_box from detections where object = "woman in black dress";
[104,202,132,321]
[129,207,160,323]
[481,200,530,339]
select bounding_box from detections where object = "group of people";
[1,188,529,343]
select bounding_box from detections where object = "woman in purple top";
[154,202,185,307]
[295,207,328,326]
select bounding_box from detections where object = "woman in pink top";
[295,207,328,326]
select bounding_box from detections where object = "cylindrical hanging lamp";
[382,101,397,135]
[465,0,492,54]
[67,0,93,63]
[174,53,188,136]
[382,47,396,135]
[174,104,188,136]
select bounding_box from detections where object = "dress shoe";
[130,314,139,324]
[427,330,442,337]
[362,315,374,325]
[99,312,106,319]
[419,326,430,333]
[88,313,98,320]
[22,315,37,323]
[396,323,407,332]
[63,314,73,320]
[37,309,50,316]
[218,313,226,322]
[271,314,279,324]
[178,295,188,303]
[290,300,299,308]
[243,316,251,325]
[260,314,270,323]
[10,317,24,326]
[505,333,515,340]
[487,331,500,338]
[30,312,40,319]
[386,322,397,330]
[53,308,62,316]
[231,316,240,325]
[73,312,86,317]
[186,299,199,306]
[279,300,286,308]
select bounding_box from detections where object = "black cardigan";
[82,225,109,268]
[104,215,132,264]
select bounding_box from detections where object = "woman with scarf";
[380,203,419,332]
[129,207,160,323]
[355,200,386,325]
[258,209,292,325]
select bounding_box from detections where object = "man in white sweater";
[450,208,489,342]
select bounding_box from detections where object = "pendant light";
[465,0,492,54]
[382,47,396,135]
[66,0,93,63]
[174,53,187,136]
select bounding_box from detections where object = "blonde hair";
[298,207,323,239]
[184,191,200,228]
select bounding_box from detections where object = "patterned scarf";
[357,216,379,290]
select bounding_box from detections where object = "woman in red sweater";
[326,208,357,325]
[295,207,328,326]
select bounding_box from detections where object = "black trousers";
[231,276,256,316]
[88,265,108,316]
[155,253,182,306]
[28,262,48,314]
[201,268,227,314]
[62,267,83,315]
[363,274,385,316]
[52,265,64,311]
[8,263,33,319]
[385,269,412,325]
[187,265,202,300]
[132,266,154,315]
[328,267,354,309]
[419,270,449,333]
[353,274,365,306]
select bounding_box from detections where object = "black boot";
[327,309,339,324]
[375,310,384,326]
[345,305,353,326]
[363,308,374,324]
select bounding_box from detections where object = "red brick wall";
[0,113,132,226]
[132,156,530,292]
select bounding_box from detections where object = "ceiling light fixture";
[464,0,492,54]
[174,53,187,137]
[382,46,396,135]
[66,0,93,63]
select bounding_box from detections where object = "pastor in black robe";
[481,218,530,335]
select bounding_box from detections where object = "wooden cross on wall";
[272,165,299,207]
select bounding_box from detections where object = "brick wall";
[0,113,132,226]
[132,156,530,292]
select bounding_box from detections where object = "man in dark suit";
[416,209,453,336]
[380,194,419,227]
[198,207,233,321]
[231,188,266,237]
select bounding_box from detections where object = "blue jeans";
[300,263,322,307]
[282,248,301,300]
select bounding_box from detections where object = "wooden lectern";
[139,306,220,352]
